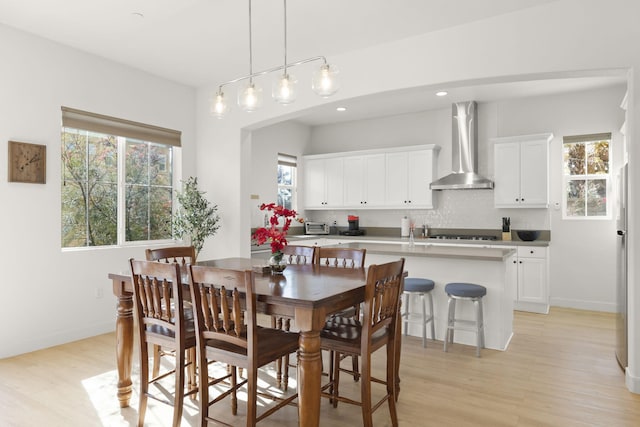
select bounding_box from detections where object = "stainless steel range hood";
[430,101,494,190]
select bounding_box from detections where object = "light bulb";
[210,91,228,118]
[312,64,339,97]
[238,82,263,112]
[273,73,298,104]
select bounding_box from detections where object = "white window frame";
[562,133,612,220]
[277,153,297,211]
[61,107,182,249]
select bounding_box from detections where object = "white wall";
[0,24,196,358]
[250,121,311,228]
[198,0,640,392]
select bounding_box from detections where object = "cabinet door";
[324,157,344,207]
[384,152,409,206]
[520,140,548,207]
[303,158,327,208]
[364,154,386,206]
[494,142,521,207]
[518,257,547,304]
[343,156,365,207]
[407,149,433,207]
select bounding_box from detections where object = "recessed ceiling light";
[336,107,347,112]
[436,91,448,97]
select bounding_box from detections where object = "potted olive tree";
[172,177,221,258]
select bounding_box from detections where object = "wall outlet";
[95,287,104,299]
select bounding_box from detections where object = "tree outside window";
[563,133,610,218]
[277,153,297,211]
[62,128,173,247]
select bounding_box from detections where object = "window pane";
[586,179,607,216]
[149,187,173,240]
[277,187,293,210]
[278,164,293,185]
[563,143,585,175]
[566,179,585,216]
[125,185,149,241]
[151,144,172,186]
[586,141,609,175]
[126,139,149,185]
[88,182,117,245]
[61,179,87,247]
[61,129,117,247]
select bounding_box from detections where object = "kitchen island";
[325,241,517,351]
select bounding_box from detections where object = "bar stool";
[443,282,486,357]
[401,277,435,348]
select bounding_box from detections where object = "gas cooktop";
[429,234,497,241]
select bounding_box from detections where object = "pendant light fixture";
[272,0,297,104]
[211,0,339,118]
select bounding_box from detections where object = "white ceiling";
[0,0,626,126]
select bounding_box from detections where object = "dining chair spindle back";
[129,259,198,427]
[188,265,300,427]
[320,258,406,427]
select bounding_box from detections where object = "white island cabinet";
[513,246,549,313]
[493,133,554,208]
[331,242,517,351]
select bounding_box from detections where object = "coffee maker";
[340,215,365,236]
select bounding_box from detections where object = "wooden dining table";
[109,257,389,427]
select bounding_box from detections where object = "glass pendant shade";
[238,82,263,112]
[211,91,228,118]
[312,64,340,97]
[273,73,298,104]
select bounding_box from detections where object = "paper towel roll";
[401,216,410,237]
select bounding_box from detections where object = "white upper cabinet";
[303,157,344,208]
[343,154,386,208]
[303,145,438,210]
[385,148,438,208]
[493,133,553,208]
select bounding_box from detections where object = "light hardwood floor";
[1,307,639,426]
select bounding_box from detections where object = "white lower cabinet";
[513,246,549,314]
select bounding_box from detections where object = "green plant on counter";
[172,177,220,257]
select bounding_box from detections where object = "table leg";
[116,290,134,408]
[295,307,326,427]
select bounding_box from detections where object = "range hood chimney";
[430,101,494,190]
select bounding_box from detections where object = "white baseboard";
[2,321,115,359]
[549,297,616,313]
[626,367,640,394]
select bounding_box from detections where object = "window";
[61,107,181,248]
[277,153,297,210]
[563,133,611,218]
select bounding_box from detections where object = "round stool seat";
[445,282,486,298]
[404,278,435,293]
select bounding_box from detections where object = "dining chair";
[145,245,197,381]
[315,246,366,382]
[320,258,405,427]
[129,259,198,427]
[188,264,300,427]
[273,244,317,391]
[146,245,197,266]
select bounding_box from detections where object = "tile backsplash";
[303,190,550,231]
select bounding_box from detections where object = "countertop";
[320,241,516,261]
[286,234,550,247]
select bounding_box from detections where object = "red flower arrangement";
[252,203,303,263]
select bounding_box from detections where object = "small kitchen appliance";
[304,221,330,235]
[340,215,365,236]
